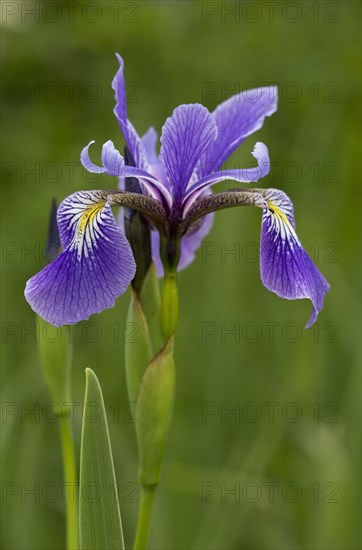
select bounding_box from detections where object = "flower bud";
[124,146,152,293]
[136,338,175,487]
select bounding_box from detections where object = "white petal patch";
[264,204,298,246]
[261,188,296,228]
[57,191,110,259]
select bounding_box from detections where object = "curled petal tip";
[81,140,125,176]
[115,52,123,64]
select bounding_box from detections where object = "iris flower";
[25,54,329,328]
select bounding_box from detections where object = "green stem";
[133,486,156,550]
[60,415,78,550]
[161,269,178,340]
[37,316,79,549]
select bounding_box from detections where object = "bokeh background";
[1,1,361,549]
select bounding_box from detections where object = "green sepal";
[36,314,72,411]
[79,369,125,550]
[125,289,154,405]
[140,262,163,353]
[136,338,175,487]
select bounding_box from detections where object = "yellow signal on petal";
[267,202,292,227]
[78,203,104,235]
[74,202,106,258]
[265,200,300,245]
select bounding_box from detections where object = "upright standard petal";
[25,191,136,326]
[160,104,218,201]
[259,189,330,328]
[197,86,278,177]
[112,53,148,169]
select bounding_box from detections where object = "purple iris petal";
[25,191,136,326]
[183,142,270,216]
[160,104,218,201]
[112,53,147,170]
[197,86,277,177]
[259,189,329,328]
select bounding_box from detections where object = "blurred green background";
[1,1,361,549]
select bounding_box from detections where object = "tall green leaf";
[79,369,124,550]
